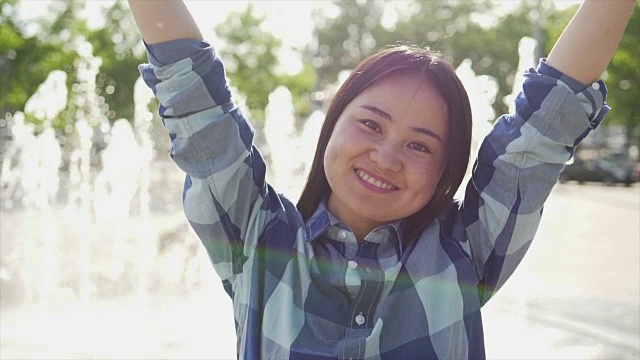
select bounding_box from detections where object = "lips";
[355,169,398,191]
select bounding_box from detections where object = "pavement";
[484,182,640,359]
[1,182,638,359]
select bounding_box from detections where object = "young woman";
[128,1,634,358]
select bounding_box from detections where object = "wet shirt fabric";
[139,39,608,360]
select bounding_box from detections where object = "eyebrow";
[359,104,444,143]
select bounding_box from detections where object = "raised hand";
[546,0,635,85]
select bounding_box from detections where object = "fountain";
[0,29,237,357]
[1,69,66,209]
[93,118,145,284]
[263,87,324,201]
[0,69,67,314]
[67,38,106,306]
[263,86,299,199]
[504,37,538,114]
[296,110,325,180]
[0,112,36,209]
[132,75,157,306]
[454,58,498,199]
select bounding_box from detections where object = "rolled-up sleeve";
[459,59,609,304]
[139,39,232,118]
[138,39,280,282]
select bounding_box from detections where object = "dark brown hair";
[297,45,472,242]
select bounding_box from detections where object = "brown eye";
[360,119,382,133]
[408,142,431,154]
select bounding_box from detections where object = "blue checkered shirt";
[139,39,609,359]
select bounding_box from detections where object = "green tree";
[87,0,146,123]
[3,0,147,132]
[279,61,318,120]
[0,0,26,114]
[310,0,528,116]
[37,0,87,44]
[215,3,283,121]
[311,0,391,90]
[544,3,640,145]
[604,4,640,144]
[215,3,316,121]
[465,2,539,117]
[0,0,80,126]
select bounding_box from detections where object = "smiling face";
[324,73,450,240]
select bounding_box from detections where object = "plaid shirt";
[139,39,608,359]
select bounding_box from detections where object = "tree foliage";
[3,0,639,145]
[310,0,539,119]
[2,0,147,134]
[215,3,280,121]
[0,0,80,119]
[607,4,640,142]
[311,0,390,89]
[309,0,640,134]
[543,3,640,144]
[215,3,316,121]
[87,0,146,123]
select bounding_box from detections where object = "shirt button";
[591,82,600,90]
[348,260,358,270]
[355,313,365,326]
[338,230,347,239]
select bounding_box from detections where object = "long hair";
[297,45,472,242]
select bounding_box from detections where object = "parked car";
[559,157,639,186]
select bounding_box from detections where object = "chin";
[355,207,399,225]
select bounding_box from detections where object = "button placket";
[340,242,384,360]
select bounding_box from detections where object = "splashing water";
[24,70,68,126]
[264,86,299,199]
[505,37,538,114]
[1,69,67,209]
[454,58,498,199]
[263,86,324,201]
[0,38,161,314]
[0,37,229,358]
[0,112,36,208]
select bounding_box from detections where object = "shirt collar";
[304,201,405,251]
[304,201,339,242]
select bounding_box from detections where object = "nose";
[369,142,402,172]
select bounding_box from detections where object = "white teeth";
[356,170,395,190]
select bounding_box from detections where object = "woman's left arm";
[546,0,636,85]
[457,1,635,305]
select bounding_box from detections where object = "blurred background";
[0,0,638,359]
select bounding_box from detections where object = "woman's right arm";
[128,1,291,283]
[127,0,202,44]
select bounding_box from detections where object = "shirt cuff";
[536,58,610,130]
[144,38,211,67]
[138,38,232,117]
